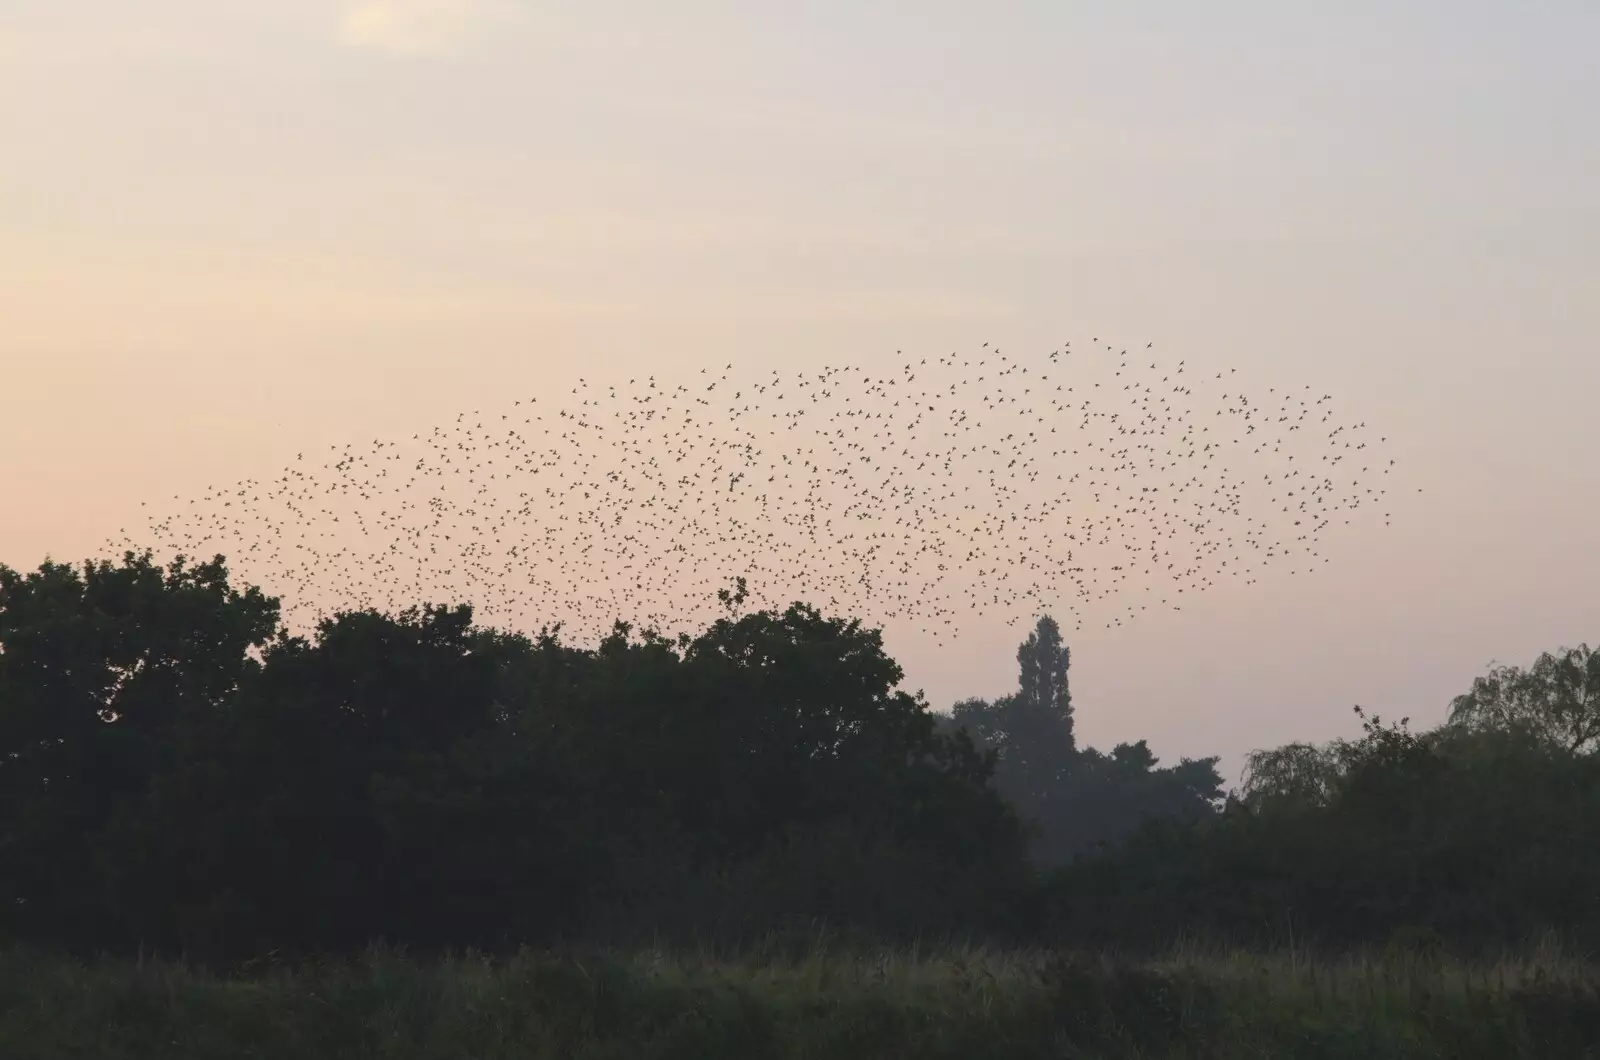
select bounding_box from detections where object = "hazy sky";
[4,2,1597,785]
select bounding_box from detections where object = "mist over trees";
[935,615,1225,866]
[3,550,1598,968]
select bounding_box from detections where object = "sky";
[3,1,1597,787]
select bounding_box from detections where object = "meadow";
[5,929,1599,1059]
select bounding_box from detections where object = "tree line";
[2,551,1596,967]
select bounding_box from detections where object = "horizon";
[4,2,1597,787]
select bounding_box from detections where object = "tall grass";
[3,929,1598,1058]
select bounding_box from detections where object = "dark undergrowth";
[5,930,1600,1059]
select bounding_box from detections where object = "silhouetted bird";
[112,340,1399,643]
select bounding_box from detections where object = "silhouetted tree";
[1017,615,1076,758]
[939,616,1222,865]
[1447,643,1600,754]
[2,553,1036,962]
[1237,739,1348,814]
[1043,697,1600,957]
[6,546,1598,965]
[0,551,279,953]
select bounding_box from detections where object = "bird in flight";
[114,340,1401,646]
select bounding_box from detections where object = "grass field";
[4,929,1599,1058]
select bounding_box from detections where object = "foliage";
[5,938,1600,1059]
[1239,739,1348,813]
[1447,643,1600,754]
[2,547,1598,981]
[0,552,1030,964]
[1043,703,1600,958]
[937,615,1223,865]
[0,552,280,952]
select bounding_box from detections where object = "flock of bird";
[111,341,1400,644]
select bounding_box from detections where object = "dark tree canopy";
[1447,643,1600,754]
[1017,615,1075,756]
[2,550,1596,966]
[0,553,1035,961]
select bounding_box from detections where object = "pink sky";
[4,2,1597,785]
